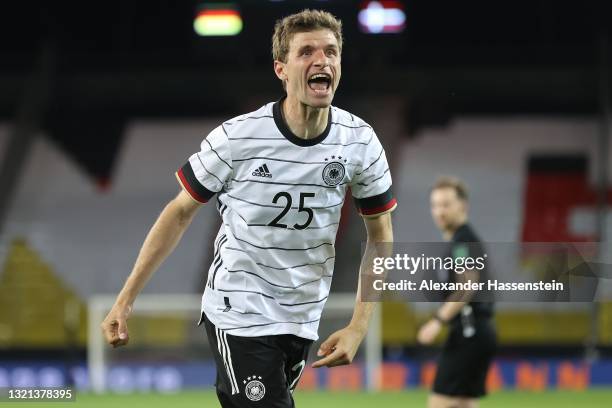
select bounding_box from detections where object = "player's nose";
[313,49,330,67]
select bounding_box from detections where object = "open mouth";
[307,73,332,93]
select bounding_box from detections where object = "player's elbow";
[170,190,202,225]
[162,198,196,229]
[366,230,393,244]
[368,226,394,244]
[364,213,394,243]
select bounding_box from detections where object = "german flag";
[194,3,243,36]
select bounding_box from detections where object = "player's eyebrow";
[296,43,339,55]
[297,45,314,54]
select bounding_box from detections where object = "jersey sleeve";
[175,126,233,203]
[351,130,397,218]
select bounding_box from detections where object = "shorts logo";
[322,161,346,186]
[243,376,265,401]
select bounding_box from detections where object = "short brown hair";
[432,176,469,201]
[272,9,343,63]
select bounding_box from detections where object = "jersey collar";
[273,97,332,147]
[452,223,471,241]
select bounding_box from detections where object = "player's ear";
[273,60,287,81]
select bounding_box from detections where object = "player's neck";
[281,97,329,139]
[442,217,468,240]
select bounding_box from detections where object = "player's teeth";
[310,74,329,80]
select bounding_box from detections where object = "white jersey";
[176,99,397,340]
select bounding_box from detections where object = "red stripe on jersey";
[360,197,397,216]
[177,169,209,204]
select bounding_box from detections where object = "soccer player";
[101,9,396,407]
[417,176,496,408]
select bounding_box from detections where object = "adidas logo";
[252,164,272,178]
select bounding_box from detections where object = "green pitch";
[4,389,612,407]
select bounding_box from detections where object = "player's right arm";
[101,189,202,348]
[102,125,232,347]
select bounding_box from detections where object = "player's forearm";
[347,269,377,336]
[349,214,394,335]
[115,199,196,307]
[348,247,387,335]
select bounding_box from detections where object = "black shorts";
[433,319,497,398]
[203,314,313,408]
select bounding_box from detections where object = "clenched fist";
[100,304,132,348]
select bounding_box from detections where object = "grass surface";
[3,389,612,407]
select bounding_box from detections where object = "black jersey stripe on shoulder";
[320,134,374,147]
[331,121,372,130]
[224,115,274,126]
[220,123,229,137]
[357,168,390,187]
[232,234,333,251]
[205,138,233,170]
[226,193,344,210]
[222,318,321,331]
[228,137,286,141]
[355,148,384,176]
[196,152,225,186]
[231,178,348,189]
[227,268,332,289]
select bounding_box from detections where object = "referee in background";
[417,176,496,408]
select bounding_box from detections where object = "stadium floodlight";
[194,3,243,37]
[358,0,406,34]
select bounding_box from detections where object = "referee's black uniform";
[433,223,497,398]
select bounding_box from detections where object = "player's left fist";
[312,326,365,368]
[417,319,442,345]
